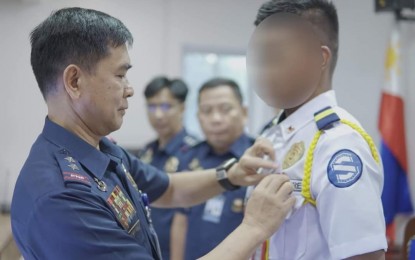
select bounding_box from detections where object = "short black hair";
[254,0,339,72]
[144,76,188,103]
[30,7,133,100]
[198,78,243,104]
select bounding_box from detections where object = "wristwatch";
[216,158,240,191]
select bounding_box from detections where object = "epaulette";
[54,149,92,191]
[313,106,340,131]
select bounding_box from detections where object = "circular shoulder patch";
[327,149,363,188]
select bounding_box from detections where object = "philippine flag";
[379,23,413,245]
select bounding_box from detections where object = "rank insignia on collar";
[164,156,179,173]
[283,141,305,170]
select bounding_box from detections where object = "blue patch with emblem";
[327,149,363,188]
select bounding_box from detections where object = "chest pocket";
[116,162,163,260]
[106,185,141,234]
[301,106,381,206]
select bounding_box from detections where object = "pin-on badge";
[140,149,153,164]
[164,156,179,172]
[189,158,203,171]
[94,177,107,192]
[231,198,244,213]
[283,141,305,169]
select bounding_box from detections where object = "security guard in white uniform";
[262,91,386,259]
[247,1,387,259]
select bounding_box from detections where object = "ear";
[62,64,83,100]
[179,102,185,113]
[320,46,332,71]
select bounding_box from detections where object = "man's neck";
[212,146,231,156]
[158,127,183,149]
[48,112,101,149]
[284,80,332,118]
[210,133,243,156]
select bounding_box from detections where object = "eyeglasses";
[147,103,177,113]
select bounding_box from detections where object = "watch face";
[216,169,227,180]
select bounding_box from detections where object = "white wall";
[334,0,396,145]
[0,0,166,205]
[1,0,412,210]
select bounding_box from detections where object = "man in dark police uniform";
[11,7,295,260]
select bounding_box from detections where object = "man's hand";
[199,174,295,260]
[242,174,295,240]
[228,137,278,187]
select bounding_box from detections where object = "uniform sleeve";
[176,207,191,215]
[122,149,170,203]
[26,190,154,260]
[311,125,387,259]
[409,238,415,260]
[174,152,195,215]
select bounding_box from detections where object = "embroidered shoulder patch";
[327,149,363,188]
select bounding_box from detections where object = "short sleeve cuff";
[330,234,387,259]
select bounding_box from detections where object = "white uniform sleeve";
[311,124,387,259]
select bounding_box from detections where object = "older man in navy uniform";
[171,78,254,260]
[139,76,197,260]
[11,7,295,260]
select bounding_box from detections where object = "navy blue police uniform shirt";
[138,129,197,260]
[11,118,170,260]
[177,134,254,260]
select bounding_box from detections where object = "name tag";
[202,195,226,223]
[287,179,305,219]
[291,179,302,193]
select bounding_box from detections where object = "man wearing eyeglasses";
[139,76,197,260]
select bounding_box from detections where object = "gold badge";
[164,156,179,173]
[231,198,244,213]
[140,149,153,164]
[283,141,305,169]
[189,158,203,171]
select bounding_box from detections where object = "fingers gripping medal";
[252,127,300,219]
[256,131,283,175]
[246,130,283,206]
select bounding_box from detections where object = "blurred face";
[71,44,134,136]
[247,15,325,109]
[146,88,184,139]
[198,85,247,154]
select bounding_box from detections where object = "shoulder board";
[180,135,200,152]
[54,149,92,190]
[313,106,340,131]
[183,135,198,147]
